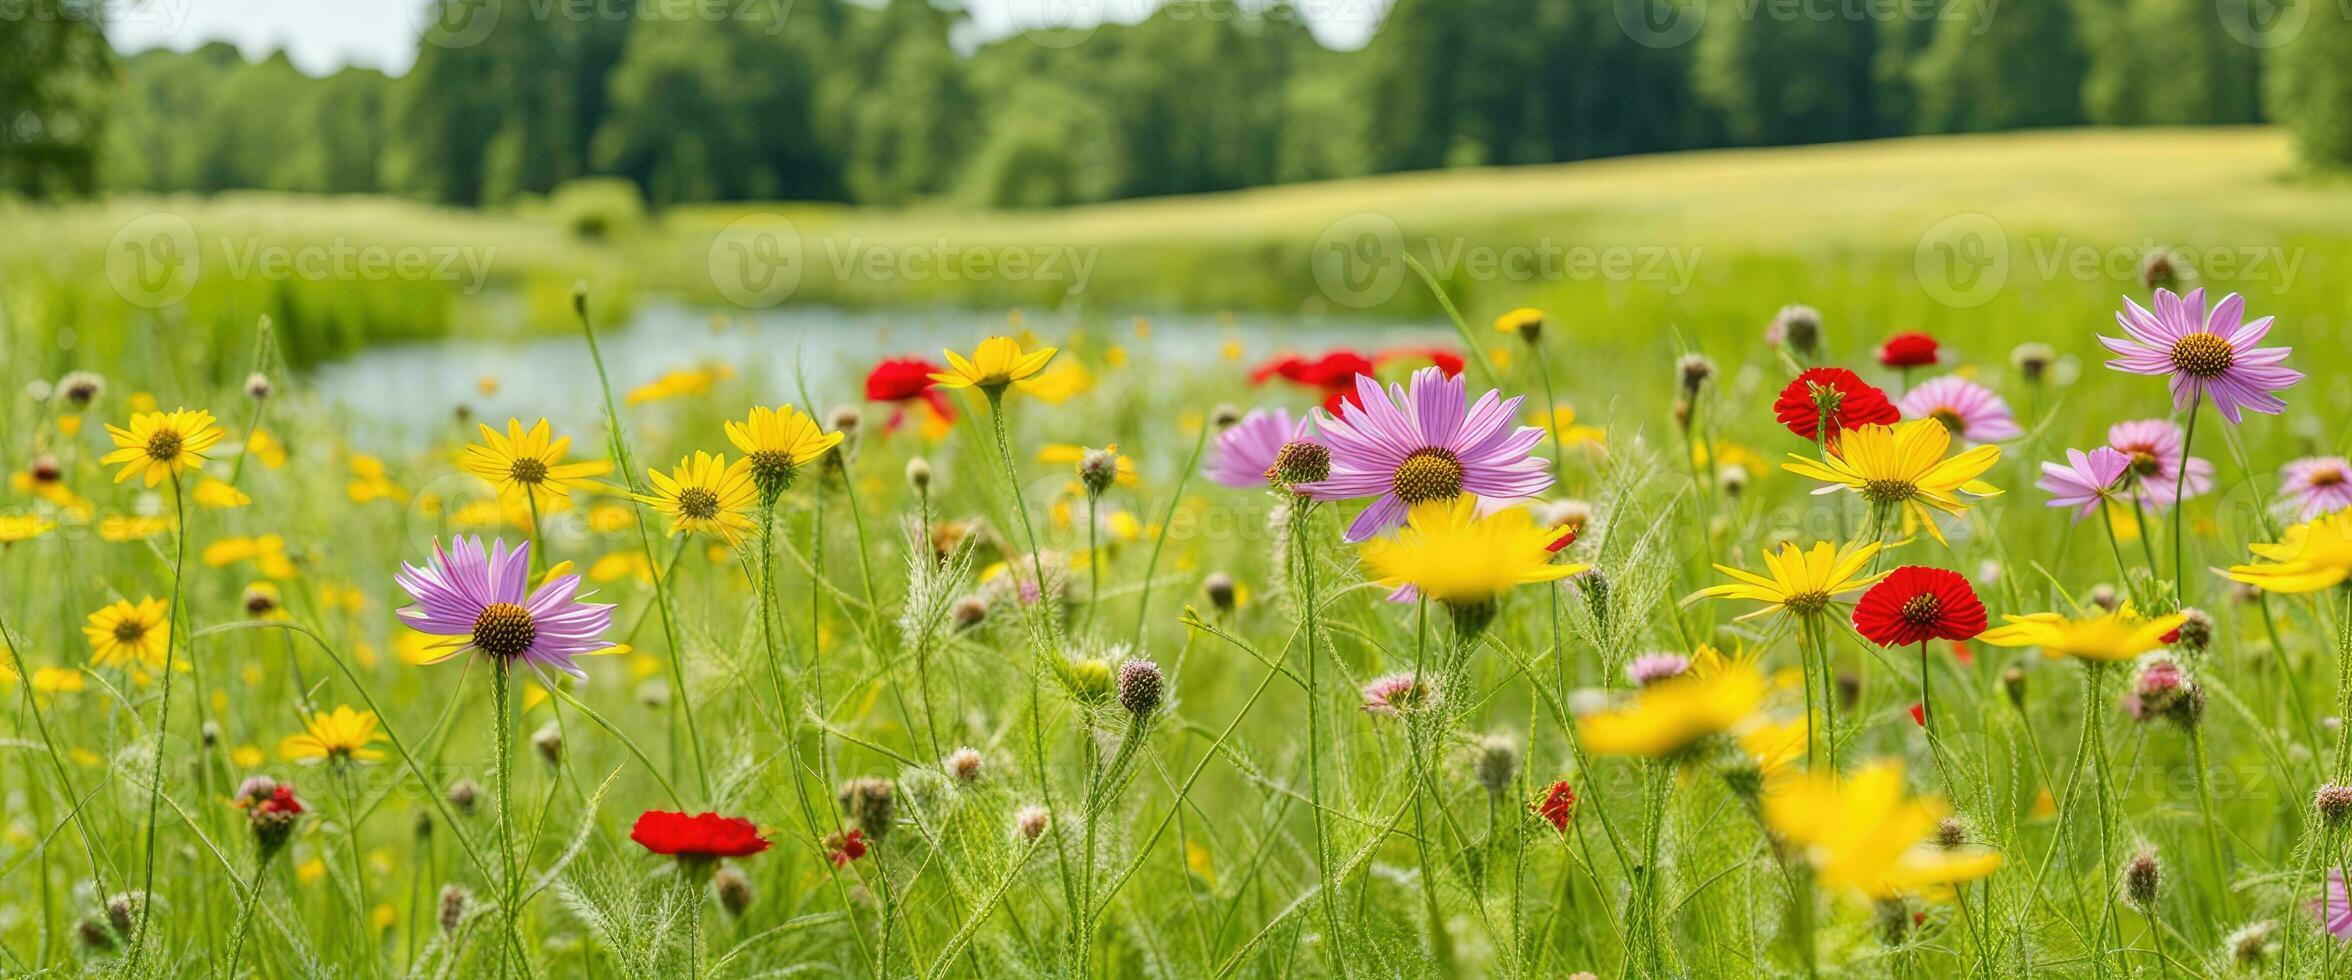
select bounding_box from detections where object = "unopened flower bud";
[905,457,932,493]
[950,595,988,630]
[439,884,469,935]
[1934,817,1968,850]
[1626,653,1690,688]
[57,371,105,408]
[2011,342,2056,383]
[829,405,862,435]
[1473,735,1518,796]
[531,722,562,764]
[2171,607,2214,653]
[242,584,278,619]
[1768,305,1821,356]
[446,778,480,816]
[713,864,754,918]
[30,452,61,484]
[1078,447,1120,496]
[105,893,142,934]
[1015,804,1051,841]
[202,719,220,747]
[2318,784,2352,827]
[1210,403,1243,429]
[1718,464,1749,498]
[2140,249,2187,293]
[2002,665,2027,707]
[2121,851,2161,912]
[1202,572,1236,613]
[244,372,272,401]
[2088,583,2120,612]
[838,777,896,841]
[946,747,983,783]
[1676,354,1716,395]
[2228,920,2280,967]
[1118,659,1165,718]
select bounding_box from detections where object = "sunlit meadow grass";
[3,130,2352,977]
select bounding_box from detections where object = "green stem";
[219,851,277,979]
[1132,419,1210,650]
[494,661,523,977]
[2171,394,2199,610]
[127,473,189,971]
[1292,504,1345,976]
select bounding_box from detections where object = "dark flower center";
[1899,593,1942,627]
[145,430,181,463]
[1392,448,1465,504]
[113,620,148,643]
[2167,332,2235,378]
[1269,441,1330,486]
[508,457,549,485]
[677,487,721,521]
[1783,590,1831,616]
[1862,478,1918,504]
[2123,449,2160,477]
[2313,468,2348,488]
[1929,408,1964,434]
[472,602,537,660]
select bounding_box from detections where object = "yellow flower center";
[1861,478,1918,504]
[472,602,537,659]
[1929,408,1964,434]
[113,620,148,643]
[677,487,721,521]
[2167,332,2234,378]
[145,429,182,463]
[1393,448,1465,504]
[508,457,549,485]
[1900,593,1942,626]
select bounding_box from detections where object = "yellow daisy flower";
[245,428,287,469]
[1781,420,2002,543]
[724,404,843,499]
[1763,759,2002,901]
[2223,510,2352,594]
[1494,307,1543,340]
[932,337,1058,390]
[192,477,251,508]
[32,667,84,695]
[626,364,735,406]
[460,418,607,504]
[1580,663,1766,758]
[637,452,758,544]
[346,453,406,504]
[1016,359,1094,404]
[1978,603,2187,663]
[85,597,171,670]
[1735,715,1809,789]
[0,514,55,543]
[1359,497,1585,610]
[1530,405,1606,451]
[1697,540,1887,623]
[1693,441,1768,476]
[279,705,388,763]
[101,408,227,486]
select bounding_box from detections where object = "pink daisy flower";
[1361,673,1437,716]
[2098,288,2301,424]
[2105,418,2213,509]
[2282,456,2352,522]
[1897,375,2022,443]
[1295,367,1552,542]
[2316,869,2352,940]
[395,536,615,685]
[1206,407,1308,489]
[2037,447,2131,521]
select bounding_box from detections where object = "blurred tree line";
[7,0,2352,206]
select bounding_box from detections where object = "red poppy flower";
[1376,346,1464,378]
[1852,566,1987,648]
[256,785,303,817]
[1530,780,1576,833]
[1876,332,1940,368]
[1252,351,1378,412]
[824,828,867,868]
[1773,367,1900,441]
[866,357,956,428]
[630,810,771,858]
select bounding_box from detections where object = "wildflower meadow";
[7,265,2352,980]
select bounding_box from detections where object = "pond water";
[308,300,1449,446]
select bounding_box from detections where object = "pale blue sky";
[105,0,1385,77]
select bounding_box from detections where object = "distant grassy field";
[5,127,2348,379]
